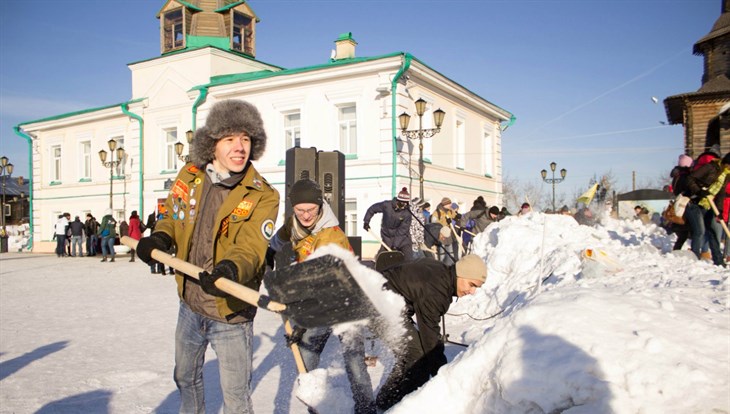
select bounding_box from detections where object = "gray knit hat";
[455,254,487,282]
[191,100,267,167]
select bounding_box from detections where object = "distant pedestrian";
[84,214,99,256]
[98,209,117,262]
[53,214,69,258]
[128,210,143,262]
[363,187,413,259]
[69,216,85,257]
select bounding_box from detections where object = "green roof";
[16,98,146,127]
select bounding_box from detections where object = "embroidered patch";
[253,178,262,189]
[232,200,254,218]
[187,165,199,174]
[261,219,275,240]
[171,180,190,203]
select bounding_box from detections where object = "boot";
[110,256,115,262]
[130,250,135,262]
[101,256,107,262]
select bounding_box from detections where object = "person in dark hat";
[363,187,414,259]
[135,99,280,413]
[268,179,375,413]
[376,254,488,410]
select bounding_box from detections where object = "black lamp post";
[0,156,13,231]
[98,138,125,210]
[541,162,567,212]
[398,98,446,199]
[175,130,194,164]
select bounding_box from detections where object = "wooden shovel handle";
[707,197,730,239]
[121,236,286,313]
[367,229,392,251]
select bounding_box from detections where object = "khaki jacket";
[293,226,351,262]
[155,163,279,318]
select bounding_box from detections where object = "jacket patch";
[232,200,254,219]
[261,219,275,240]
[187,165,199,174]
[171,180,190,203]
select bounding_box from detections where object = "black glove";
[136,232,173,264]
[199,260,238,297]
[695,189,711,199]
[285,326,307,347]
[363,223,370,231]
[265,246,277,270]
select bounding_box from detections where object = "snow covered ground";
[1,212,728,413]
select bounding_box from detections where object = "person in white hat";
[376,254,487,410]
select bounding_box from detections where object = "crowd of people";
[664,146,730,267]
[51,209,154,264]
[123,98,730,413]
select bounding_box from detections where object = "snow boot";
[110,256,115,263]
[101,256,107,262]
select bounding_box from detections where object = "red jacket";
[128,215,142,240]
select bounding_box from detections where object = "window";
[483,129,494,176]
[338,104,357,154]
[345,200,358,236]
[455,119,465,169]
[163,9,184,52]
[51,145,62,181]
[164,128,178,170]
[80,141,91,180]
[232,11,254,55]
[109,135,125,176]
[284,111,301,150]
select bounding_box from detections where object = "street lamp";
[541,161,567,212]
[0,156,14,231]
[175,130,194,163]
[98,138,125,210]
[399,98,446,199]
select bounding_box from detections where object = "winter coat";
[687,159,727,210]
[84,217,98,237]
[290,202,351,262]
[461,207,491,234]
[363,199,412,251]
[381,258,455,375]
[69,219,85,237]
[128,215,142,241]
[671,166,691,196]
[54,217,69,235]
[97,215,117,238]
[154,163,279,322]
[722,180,730,222]
[119,221,129,238]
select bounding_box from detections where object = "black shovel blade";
[264,254,377,329]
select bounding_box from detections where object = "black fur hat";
[191,100,267,167]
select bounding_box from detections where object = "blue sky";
[0,0,720,195]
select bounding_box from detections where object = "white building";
[15,0,513,256]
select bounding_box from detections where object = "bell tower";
[156,0,259,57]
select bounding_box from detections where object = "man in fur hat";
[136,100,280,413]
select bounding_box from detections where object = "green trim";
[121,103,144,216]
[79,178,92,183]
[177,0,203,11]
[456,167,464,171]
[362,240,380,245]
[191,88,208,131]
[12,126,34,249]
[186,35,230,50]
[336,32,356,42]
[49,181,62,186]
[194,51,402,91]
[424,158,432,164]
[33,192,127,201]
[391,53,412,198]
[17,98,145,127]
[161,169,178,175]
[345,154,358,160]
[277,159,285,166]
[484,173,493,178]
[112,175,125,180]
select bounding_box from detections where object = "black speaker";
[285,147,318,218]
[348,236,362,260]
[317,150,346,228]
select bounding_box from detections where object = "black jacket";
[363,199,412,251]
[687,159,723,200]
[382,258,456,374]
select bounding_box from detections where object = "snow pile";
[390,212,729,413]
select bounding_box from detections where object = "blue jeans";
[100,236,115,257]
[87,234,98,255]
[55,234,66,257]
[174,301,254,414]
[298,326,375,414]
[685,203,724,265]
[71,236,83,256]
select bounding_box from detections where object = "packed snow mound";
[389,213,729,414]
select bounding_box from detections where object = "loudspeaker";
[317,150,345,227]
[285,147,318,219]
[348,236,362,260]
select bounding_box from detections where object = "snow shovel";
[122,236,376,328]
[366,229,405,271]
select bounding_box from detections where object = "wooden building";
[665,0,730,157]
